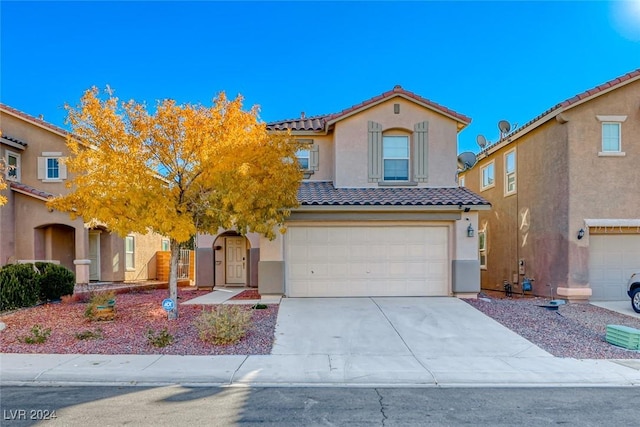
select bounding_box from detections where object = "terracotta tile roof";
[297,181,490,207]
[1,134,27,147]
[9,182,55,201]
[266,85,471,132]
[489,68,640,149]
[267,114,327,132]
[0,103,71,137]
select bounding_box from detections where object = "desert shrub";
[84,291,116,320]
[19,324,51,344]
[75,328,104,340]
[35,262,75,301]
[194,305,252,345]
[146,328,174,348]
[0,263,41,311]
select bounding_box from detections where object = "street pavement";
[2,291,640,388]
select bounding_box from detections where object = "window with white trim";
[504,149,516,195]
[480,161,495,190]
[38,152,67,182]
[5,150,21,182]
[597,115,626,155]
[458,175,465,187]
[383,135,409,181]
[478,229,487,269]
[296,148,310,170]
[125,236,135,270]
[161,239,170,252]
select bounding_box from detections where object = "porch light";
[577,229,585,240]
[467,224,474,238]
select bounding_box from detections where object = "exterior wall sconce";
[467,224,474,237]
[577,229,585,240]
[214,245,223,250]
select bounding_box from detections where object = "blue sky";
[2,1,639,153]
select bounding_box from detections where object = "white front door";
[89,231,101,281]
[286,225,449,297]
[226,237,246,284]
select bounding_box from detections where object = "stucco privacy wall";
[333,98,459,188]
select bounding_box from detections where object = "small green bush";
[194,305,252,345]
[0,263,41,311]
[35,262,75,301]
[19,324,51,344]
[146,328,174,348]
[75,328,104,340]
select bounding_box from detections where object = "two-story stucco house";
[460,68,640,302]
[0,103,166,284]
[197,86,490,297]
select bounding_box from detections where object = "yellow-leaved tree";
[49,87,302,319]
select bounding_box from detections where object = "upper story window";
[504,149,516,196]
[5,150,21,182]
[296,148,310,170]
[458,175,465,187]
[597,115,627,156]
[38,152,67,182]
[383,135,409,181]
[125,235,135,270]
[480,161,495,191]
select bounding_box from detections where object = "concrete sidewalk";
[2,353,640,387]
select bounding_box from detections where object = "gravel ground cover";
[0,288,278,355]
[231,289,261,300]
[465,295,640,359]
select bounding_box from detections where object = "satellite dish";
[498,120,511,135]
[457,151,477,171]
[476,134,487,149]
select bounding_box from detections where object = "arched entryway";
[213,231,252,286]
[34,223,75,273]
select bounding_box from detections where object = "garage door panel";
[287,225,449,297]
[589,234,640,301]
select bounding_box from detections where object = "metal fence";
[177,249,191,279]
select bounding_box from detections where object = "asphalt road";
[1,386,637,426]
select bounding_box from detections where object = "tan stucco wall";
[332,98,459,188]
[304,134,333,182]
[464,78,639,299]
[124,232,163,281]
[565,79,640,291]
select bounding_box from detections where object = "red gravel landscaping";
[231,289,261,300]
[0,289,278,355]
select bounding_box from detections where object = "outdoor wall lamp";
[214,245,223,250]
[577,229,585,240]
[467,223,475,238]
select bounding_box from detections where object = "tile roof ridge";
[0,102,70,137]
[484,67,640,148]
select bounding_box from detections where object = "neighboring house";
[0,103,165,284]
[198,86,490,297]
[460,68,640,302]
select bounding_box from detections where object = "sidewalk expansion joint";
[229,355,249,385]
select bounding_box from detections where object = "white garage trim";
[285,223,450,297]
[589,234,640,301]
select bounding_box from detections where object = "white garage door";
[589,234,640,300]
[286,225,449,297]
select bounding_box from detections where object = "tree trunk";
[168,239,180,320]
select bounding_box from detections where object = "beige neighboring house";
[198,86,490,297]
[460,68,640,302]
[0,103,166,284]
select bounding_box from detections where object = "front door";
[226,237,246,284]
[89,231,101,281]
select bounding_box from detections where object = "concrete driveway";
[229,297,577,386]
[271,297,549,358]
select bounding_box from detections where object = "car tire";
[632,287,640,314]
